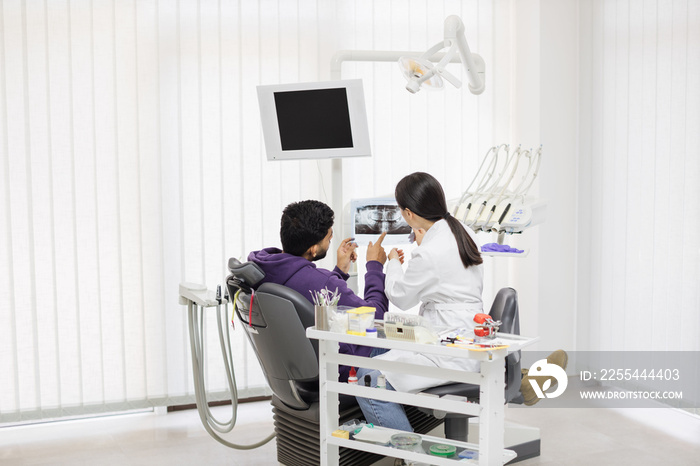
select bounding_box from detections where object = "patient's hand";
[388,248,404,264]
[337,237,358,273]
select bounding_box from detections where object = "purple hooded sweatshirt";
[247,247,388,382]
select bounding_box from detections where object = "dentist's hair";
[395,172,482,268]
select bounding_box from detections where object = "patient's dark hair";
[395,172,482,268]
[280,200,334,256]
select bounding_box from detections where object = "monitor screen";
[275,88,353,151]
[257,79,371,161]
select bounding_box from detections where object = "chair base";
[271,396,444,466]
[507,438,541,464]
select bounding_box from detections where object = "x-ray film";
[351,198,412,245]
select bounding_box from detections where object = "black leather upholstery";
[227,257,265,292]
[228,278,318,410]
[225,259,443,465]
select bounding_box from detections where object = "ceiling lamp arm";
[443,15,485,95]
[430,42,462,88]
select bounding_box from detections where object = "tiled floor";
[1,400,699,465]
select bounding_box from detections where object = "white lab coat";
[376,219,484,393]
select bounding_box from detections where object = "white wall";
[509,0,700,359]
[576,0,700,353]
[496,0,579,352]
[574,1,699,414]
[537,0,579,350]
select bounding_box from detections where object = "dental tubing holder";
[451,144,546,243]
[179,282,275,450]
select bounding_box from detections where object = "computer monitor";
[257,79,371,161]
[351,197,413,246]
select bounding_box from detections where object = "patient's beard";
[313,246,328,262]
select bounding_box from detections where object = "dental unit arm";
[178,282,221,307]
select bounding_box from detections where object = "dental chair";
[419,287,540,462]
[225,258,443,466]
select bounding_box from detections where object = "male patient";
[248,200,388,382]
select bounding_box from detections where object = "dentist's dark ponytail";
[395,172,482,268]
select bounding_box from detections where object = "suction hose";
[187,296,275,449]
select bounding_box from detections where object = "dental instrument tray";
[383,313,439,344]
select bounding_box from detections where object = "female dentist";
[356,172,485,432]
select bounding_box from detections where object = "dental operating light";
[399,15,485,94]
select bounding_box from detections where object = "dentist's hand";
[413,228,426,246]
[366,232,387,265]
[336,237,358,274]
[388,248,404,264]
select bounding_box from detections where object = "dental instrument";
[490,146,543,234]
[473,147,528,231]
[464,145,521,228]
[468,145,517,226]
[452,144,503,218]
[447,144,547,250]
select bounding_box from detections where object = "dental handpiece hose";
[187,297,275,450]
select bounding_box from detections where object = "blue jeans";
[355,365,413,432]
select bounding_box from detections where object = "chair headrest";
[227,258,265,290]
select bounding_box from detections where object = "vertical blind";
[577,0,700,353]
[1,0,505,422]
